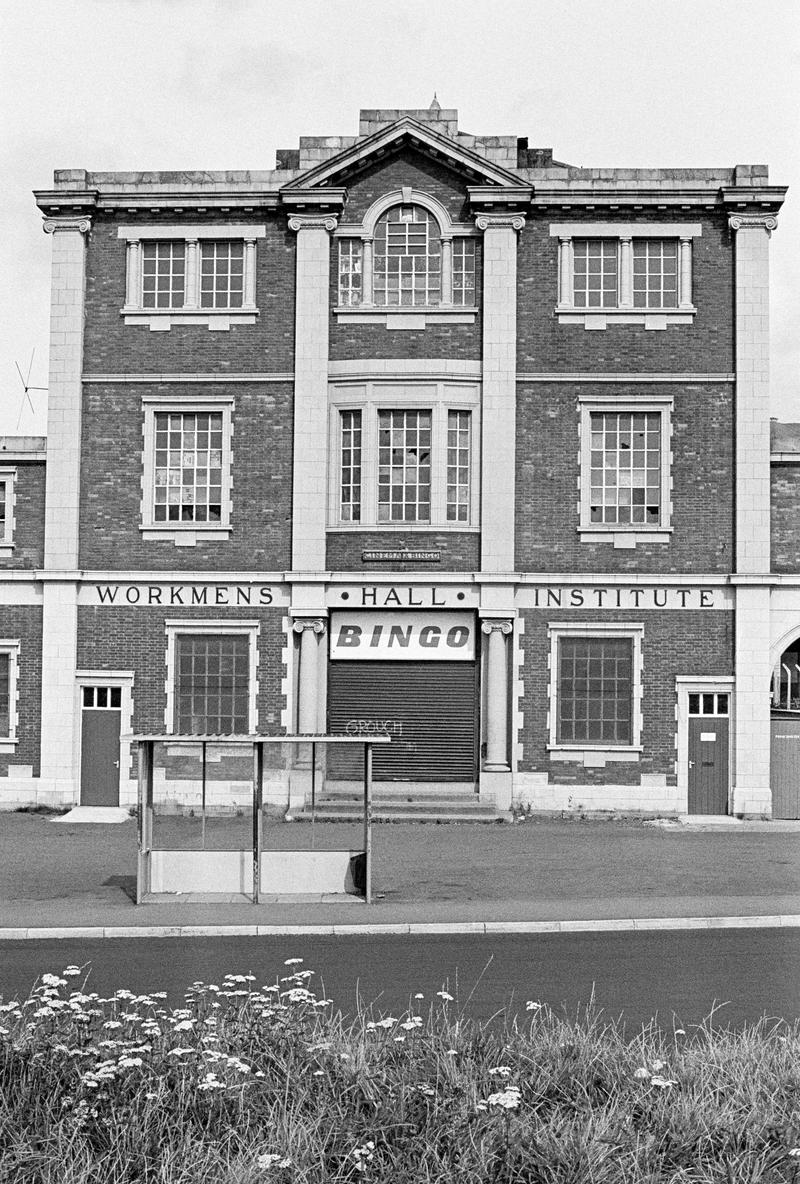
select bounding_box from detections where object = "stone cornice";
[468,184,533,211]
[280,187,347,211]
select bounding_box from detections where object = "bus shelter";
[133,734,390,905]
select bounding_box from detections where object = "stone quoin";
[0,101,795,820]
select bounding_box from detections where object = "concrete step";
[287,808,508,824]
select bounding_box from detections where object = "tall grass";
[0,962,798,1182]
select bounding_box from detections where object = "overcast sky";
[0,0,797,435]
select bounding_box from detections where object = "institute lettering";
[90,584,274,606]
[528,586,720,609]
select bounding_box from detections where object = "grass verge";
[1,962,799,1182]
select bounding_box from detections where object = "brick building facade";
[1,101,796,818]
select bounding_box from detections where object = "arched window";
[373,204,441,307]
[336,192,477,314]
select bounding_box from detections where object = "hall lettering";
[361,586,446,607]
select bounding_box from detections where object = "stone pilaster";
[733,583,772,816]
[289,215,337,571]
[40,216,90,799]
[729,214,777,574]
[476,214,524,573]
[729,214,777,815]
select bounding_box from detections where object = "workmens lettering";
[525,586,730,610]
[330,612,475,661]
[87,584,275,606]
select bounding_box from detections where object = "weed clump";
[0,963,798,1181]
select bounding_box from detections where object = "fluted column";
[289,214,338,571]
[482,619,513,771]
[619,237,633,308]
[558,236,572,307]
[679,236,693,308]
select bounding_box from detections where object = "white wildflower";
[118,1056,143,1068]
[351,1140,375,1171]
[673,1028,686,1037]
[651,1059,666,1071]
[41,974,67,988]
[172,1019,195,1031]
[525,1000,542,1011]
[437,990,454,1002]
[489,1065,512,1078]
[393,1036,406,1043]
[0,1002,20,1013]
[788,1148,800,1158]
[198,1072,226,1091]
[284,957,303,966]
[366,1017,396,1031]
[257,1152,292,1169]
[486,1085,521,1110]
[103,1021,123,1030]
[633,1067,650,1079]
[446,1049,457,1055]
[414,992,424,999]
[650,1075,678,1088]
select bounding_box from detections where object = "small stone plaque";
[362,550,441,563]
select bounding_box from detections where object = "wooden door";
[80,686,122,806]
[687,691,729,815]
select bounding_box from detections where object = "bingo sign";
[330,612,475,661]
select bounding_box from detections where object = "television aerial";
[13,350,47,430]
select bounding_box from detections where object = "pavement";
[1,811,799,938]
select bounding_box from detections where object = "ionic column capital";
[288,214,339,233]
[43,216,91,235]
[481,618,514,636]
[728,214,778,235]
[475,214,525,232]
[292,617,327,635]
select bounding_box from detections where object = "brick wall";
[2,462,45,569]
[0,606,42,777]
[326,531,479,572]
[771,463,800,573]
[515,383,734,573]
[517,211,735,373]
[77,606,286,733]
[78,383,293,571]
[518,608,734,784]
[82,214,295,374]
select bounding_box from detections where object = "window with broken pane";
[338,240,363,306]
[377,410,432,522]
[153,411,224,524]
[374,205,441,307]
[557,636,633,746]
[589,411,661,526]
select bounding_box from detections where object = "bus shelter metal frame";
[133,734,390,905]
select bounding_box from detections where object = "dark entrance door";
[80,686,122,806]
[327,660,478,783]
[687,691,729,815]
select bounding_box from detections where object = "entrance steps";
[288,783,507,823]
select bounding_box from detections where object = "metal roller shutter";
[327,660,478,782]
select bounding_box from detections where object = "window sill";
[0,740,18,753]
[548,745,642,768]
[121,307,258,331]
[578,528,672,549]
[327,524,480,534]
[0,544,14,557]
[334,306,477,328]
[555,305,696,330]
[140,526,232,547]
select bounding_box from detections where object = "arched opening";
[771,637,800,713]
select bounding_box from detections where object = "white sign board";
[330,612,475,661]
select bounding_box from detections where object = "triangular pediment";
[283,116,522,192]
